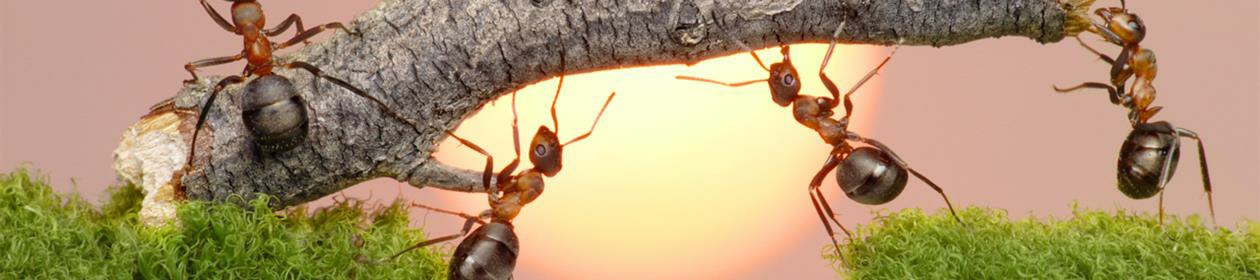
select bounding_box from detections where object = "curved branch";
[114,0,1086,218]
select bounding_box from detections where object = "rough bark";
[114,0,1083,215]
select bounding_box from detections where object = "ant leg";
[1053,82,1125,105]
[410,202,489,224]
[562,92,616,146]
[265,14,306,37]
[444,131,498,197]
[284,61,423,135]
[274,22,360,50]
[851,136,963,225]
[1175,127,1215,225]
[1109,47,1135,91]
[839,45,899,121]
[511,91,521,157]
[1075,36,1117,65]
[674,76,767,87]
[1158,191,1165,226]
[496,91,522,192]
[905,168,963,225]
[187,75,247,167]
[819,21,847,101]
[1149,124,1181,226]
[807,153,850,264]
[198,0,235,33]
[184,53,245,84]
[386,204,486,261]
[550,75,565,135]
[811,151,853,237]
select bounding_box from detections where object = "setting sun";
[423,44,886,279]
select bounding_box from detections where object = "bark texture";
[121,0,1079,210]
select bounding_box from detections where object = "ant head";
[767,62,801,107]
[528,126,563,176]
[1117,121,1179,199]
[230,0,265,30]
[1097,8,1145,45]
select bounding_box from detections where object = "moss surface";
[0,168,447,279]
[832,207,1260,279]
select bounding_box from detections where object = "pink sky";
[2,1,1257,279]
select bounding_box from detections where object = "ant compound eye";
[534,144,547,157]
[782,73,796,87]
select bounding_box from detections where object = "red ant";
[183,0,355,83]
[385,76,616,279]
[677,23,961,260]
[181,0,422,170]
[1054,1,1215,225]
[1055,0,1160,125]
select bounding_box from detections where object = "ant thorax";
[815,118,848,146]
[791,95,837,130]
[491,170,545,222]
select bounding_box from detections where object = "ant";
[384,77,616,279]
[183,0,353,83]
[1054,0,1160,125]
[1054,1,1215,225]
[181,0,422,170]
[676,22,961,260]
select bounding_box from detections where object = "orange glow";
[430,44,884,279]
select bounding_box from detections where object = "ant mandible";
[385,76,616,280]
[182,0,422,169]
[1053,1,1215,225]
[677,22,962,259]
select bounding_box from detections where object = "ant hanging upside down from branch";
[1053,0,1214,225]
[383,75,615,280]
[677,22,962,261]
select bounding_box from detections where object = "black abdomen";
[449,222,519,280]
[240,75,308,153]
[1117,122,1180,199]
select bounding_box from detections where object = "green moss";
[0,168,447,279]
[831,206,1260,279]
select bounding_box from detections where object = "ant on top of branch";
[1054,1,1215,226]
[676,22,962,261]
[384,73,616,279]
[179,0,424,184]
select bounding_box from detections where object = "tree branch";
[113,0,1087,221]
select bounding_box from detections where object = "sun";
[427,43,884,279]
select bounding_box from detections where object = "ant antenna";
[563,92,617,146]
